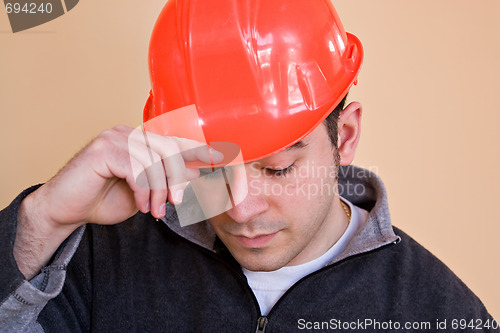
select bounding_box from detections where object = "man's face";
[207,123,347,271]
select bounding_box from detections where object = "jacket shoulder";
[386,226,491,317]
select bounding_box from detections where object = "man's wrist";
[14,190,81,280]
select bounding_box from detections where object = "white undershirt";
[242,198,368,315]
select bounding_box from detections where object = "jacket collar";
[332,165,400,264]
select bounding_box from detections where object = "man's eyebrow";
[284,140,308,151]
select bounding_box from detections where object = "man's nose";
[225,164,269,224]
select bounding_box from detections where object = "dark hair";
[324,93,348,148]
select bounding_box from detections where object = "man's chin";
[241,263,284,272]
[233,251,293,272]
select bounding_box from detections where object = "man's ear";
[337,101,362,166]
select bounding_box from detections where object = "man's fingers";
[126,127,193,211]
[175,138,224,164]
[95,144,152,215]
[128,128,224,164]
[140,134,188,205]
[94,128,167,218]
[125,138,171,217]
[109,126,226,215]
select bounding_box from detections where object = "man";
[0,0,497,332]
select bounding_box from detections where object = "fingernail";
[210,148,224,162]
[174,189,184,204]
[158,203,166,217]
[145,201,150,213]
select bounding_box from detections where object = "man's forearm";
[13,192,78,280]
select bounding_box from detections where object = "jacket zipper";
[255,316,268,333]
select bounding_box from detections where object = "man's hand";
[14,125,222,279]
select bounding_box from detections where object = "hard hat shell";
[144,0,363,166]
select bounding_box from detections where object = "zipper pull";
[255,316,268,333]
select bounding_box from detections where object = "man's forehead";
[254,123,330,164]
[257,140,309,164]
[282,122,328,153]
[284,140,308,151]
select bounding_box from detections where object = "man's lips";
[234,232,279,248]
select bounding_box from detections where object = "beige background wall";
[1,0,498,319]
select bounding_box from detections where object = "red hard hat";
[143,0,363,166]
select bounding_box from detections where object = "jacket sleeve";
[0,186,85,332]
